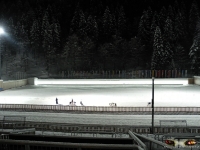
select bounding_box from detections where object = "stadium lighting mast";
[0,27,5,79]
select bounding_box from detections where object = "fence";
[0,104,200,113]
[57,70,188,79]
[15,72,27,80]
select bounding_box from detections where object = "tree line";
[0,0,199,79]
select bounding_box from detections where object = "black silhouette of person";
[56,98,58,104]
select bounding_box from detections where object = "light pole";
[0,27,5,79]
[151,76,154,134]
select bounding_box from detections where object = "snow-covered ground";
[0,78,200,126]
[0,110,199,126]
[0,78,199,107]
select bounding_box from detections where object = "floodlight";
[0,27,4,35]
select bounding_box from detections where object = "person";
[80,101,84,106]
[147,102,151,106]
[56,98,58,104]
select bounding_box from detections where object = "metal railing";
[0,139,141,150]
[57,70,189,79]
[0,104,200,113]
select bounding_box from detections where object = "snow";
[0,78,200,126]
[0,78,198,107]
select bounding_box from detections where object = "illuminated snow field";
[0,78,200,126]
[0,78,199,107]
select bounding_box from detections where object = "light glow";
[0,27,4,35]
[35,79,188,85]
[165,139,197,147]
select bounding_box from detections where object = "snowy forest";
[0,0,200,80]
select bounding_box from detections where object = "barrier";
[0,79,28,90]
[188,78,194,84]
[27,77,37,85]
[194,76,200,85]
[0,77,192,90]
[58,70,188,79]
[0,104,200,114]
[1,116,26,130]
[1,119,200,135]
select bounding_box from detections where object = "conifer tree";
[63,34,81,70]
[102,6,113,41]
[174,10,185,42]
[158,6,167,31]
[51,17,61,53]
[163,17,175,68]
[30,19,41,58]
[117,6,126,38]
[189,0,200,37]
[180,1,187,35]
[174,44,188,69]
[138,8,153,66]
[167,5,175,23]
[151,26,165,69]
[78,10,87,37]
[42,10,52,59]
[189,19,200,75]
[150,11,159,43]
[129,37,144,68]
[70,4,80,35]
[86,15,98,41]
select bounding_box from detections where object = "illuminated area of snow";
[35,78,188,85]
[0,79,199,107]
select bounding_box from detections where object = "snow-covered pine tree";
[86,15,98,41]
[163,17,175,68]
[70,4,80,35]
[158,6,167,31]
[151,26,165,70]
[63,34,80,70]
[19,25,30,72]
[189,0,200,38]
[189,19,200,75]
[30,19,41,58]
[174,44,188,69]
[51,17,61,54]
[78,10,87,38]
[150,11,158,40]
[189,39,200,75]
[167,5,175,23]
[164,17,175,44]
[138,8,153,65]
[102,7,113,41]
[174,10,185,42]
[117,6,126,38]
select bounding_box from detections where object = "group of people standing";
[55,98,84,106]
[69,99,76,106]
